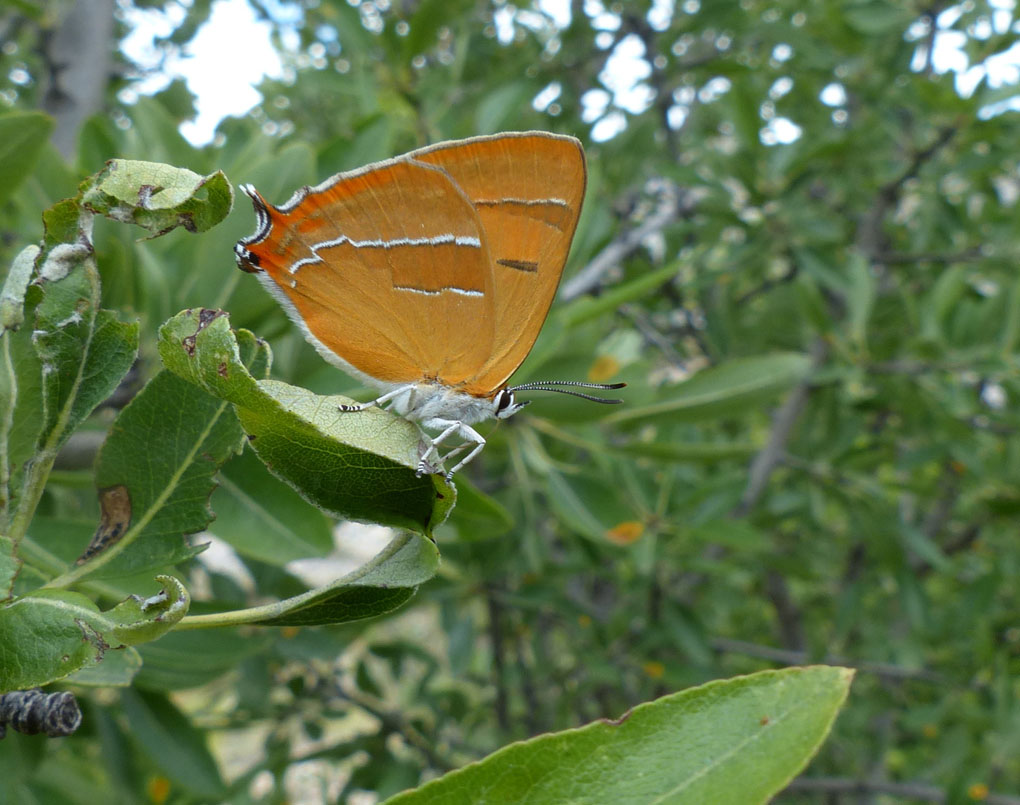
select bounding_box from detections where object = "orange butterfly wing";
[238,158,496,386]
[238,132,586,397]
[414,132,587,395]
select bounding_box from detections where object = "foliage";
[1,0,1019,803]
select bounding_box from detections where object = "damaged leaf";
[80,160,233,237]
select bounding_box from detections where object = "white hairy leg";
[417,420,486,480]
[336,385,410,413]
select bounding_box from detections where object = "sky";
[118,0,1020,147]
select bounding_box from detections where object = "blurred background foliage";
[1,0,1019,801]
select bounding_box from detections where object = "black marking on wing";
[497,258,539,273]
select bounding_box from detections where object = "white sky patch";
[761,117,802,145]
[910,0,1020,109]
[533,81,562,111]
[537,0,572,28]
[599,33,654,114]
[120,0,284,144]
[120,0,1020,147]
[493,6,516,44]
[820,82,847,106]
[647,0,674,31]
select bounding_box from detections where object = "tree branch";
[710,637,948,685]
[785,776,1020,805]
[560,180,687,301]
[733,338,829,517]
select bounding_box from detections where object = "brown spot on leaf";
[77,485,132,564]
[600,708,634,727]
[182,334,197,356]
[217,362,228,378]
[197,308,223,328]
[75,619,109,660]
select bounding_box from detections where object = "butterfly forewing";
[238,132,586,397]
[413,132,587,395]
[241,158,497,386]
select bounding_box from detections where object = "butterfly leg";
[337,385,411,413]
[417,420,485,480]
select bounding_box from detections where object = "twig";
[560,180,685,301]
[876,247,982,264]
[514,627,542,737]
[486,586,510,732]
[732,338,829,517]
[734,264,799,307]
[764,569,805,653]
[858,124,958,260]
[710,637,948,685]
[784,776,1020,805]
[619,303,687,368]
[332,684,455,772]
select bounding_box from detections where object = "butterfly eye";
[495,389,514,413]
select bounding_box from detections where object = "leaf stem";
[7,254,102,549]
[174,531,415,630]
[0,330,17,530]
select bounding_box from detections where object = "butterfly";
[234,131,623,478]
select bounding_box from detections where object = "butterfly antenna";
[507,380,626,404]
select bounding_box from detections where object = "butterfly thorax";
[386,382,505,428]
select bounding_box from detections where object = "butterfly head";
[493,387,530,420]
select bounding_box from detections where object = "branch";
[486,586,510,732]
[40,0,118,159]
[764,569,805,652]
[786,776,1020,805]
[876,247,983,264]
[618,303,687,368]
[560,180,687,301]
[857,124,958,260]
[710,637,949,685]
[332,684,455,772]
[732,338,829,517]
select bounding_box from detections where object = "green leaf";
[604,353,814,426]
[0,535,17,600]
[68,367,244,579]
[1,210,138,541]
[64,645,143,687]
[105,574,190,644]
[0,319,44,531]
[920,264,967,345]
[135,629,272,691]
[559,262,681,328]
[60,361,253,582]
[0,576,191,692]
[158,308,455,534]
[80,160,233,237]
[442,475,514,540]
[34,305,140,453]
[181,530,439,628]
[0,590,110,692]
[845,251,875,349]
[384,667,854,805]
[0,245,39,331]
[118,689,225,798]
[843,2,914,34]
[897,523,950,573]
[0,111,55,208]
[614,440,760,463]
[210,447,334,565]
